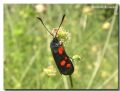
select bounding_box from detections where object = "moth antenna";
[37,17,54,37]
[55,14,65,37]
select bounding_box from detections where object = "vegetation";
[4,4,118,89]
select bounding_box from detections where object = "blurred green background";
[4,4,118,89]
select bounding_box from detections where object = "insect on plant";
[37,14,74,75]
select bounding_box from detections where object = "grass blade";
[87,5,118,89]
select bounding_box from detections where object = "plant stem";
[97,70,118,89]
[62,75,73,89]
[62,75,69,89]
[87,5,118,89]
[69,75,73,88]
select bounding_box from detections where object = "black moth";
[37,14,74,75]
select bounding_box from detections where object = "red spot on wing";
[66,63,71,68]
[60,60,66,66]
[58,46,64,55]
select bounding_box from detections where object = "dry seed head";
[52,27,71,43]
[35,4,46,13]
[101,71,109,78]
[102,21,111,30]
[82,6,93,15]
[43,65,56,76]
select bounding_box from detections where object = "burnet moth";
[37,14,74,75]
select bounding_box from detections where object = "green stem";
[87,5,118,89]
[69,75,73,88]
[62,75,73,89]
[97,70,118,89]
[62,75,69,89]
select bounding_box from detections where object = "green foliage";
[72,55,81,62]
[4,4,118,89]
